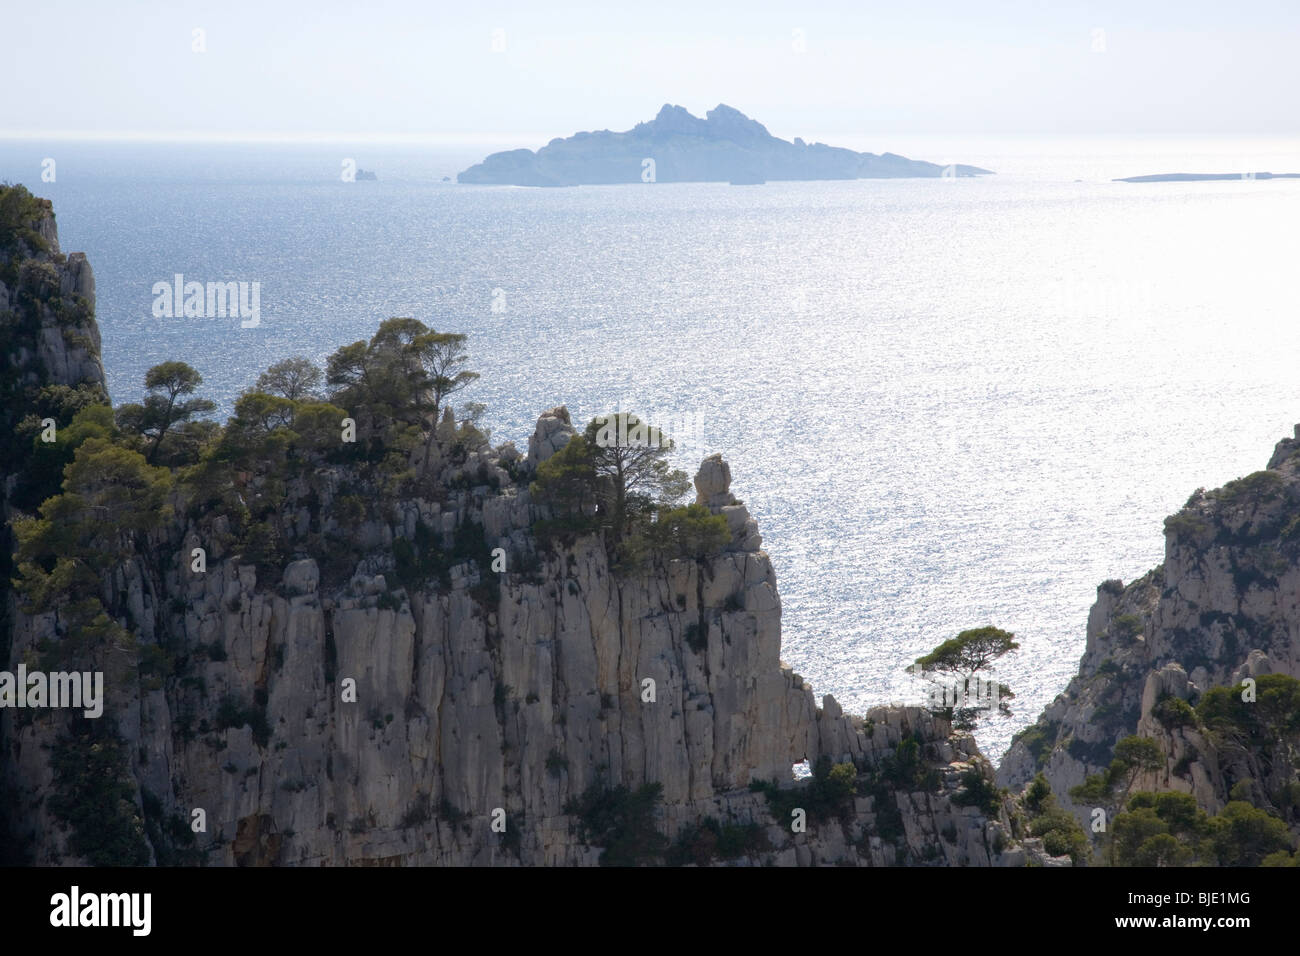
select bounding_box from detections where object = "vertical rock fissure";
[407,590,423,717]
[606,544,624,783]
[433,595,449,794]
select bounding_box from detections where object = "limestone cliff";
[1000,430,1300,845]
[0,193,103,394]
[0,188,1020,867]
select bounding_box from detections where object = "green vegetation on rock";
[1109,792,1293,866]
[564,781,667,866]
[1019,774,1090,865]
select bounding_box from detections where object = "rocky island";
[1115,172,1300,183]
[457,103,992,186]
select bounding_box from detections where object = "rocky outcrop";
[525,405,577,467]
[0,193,104,393]
[694,453,762,552]
[458,104,992,186]
[1000,434,1300,839]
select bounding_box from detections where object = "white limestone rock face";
[526,406,577,467]
[694,453,736,509]
[695,455,764,552]
[1139,663,1191,716]
[1001,430,1300,854]
[4,445,1016,865]
[283,558,320,595]
[1232,649,1272,682]
[0,204,105,390]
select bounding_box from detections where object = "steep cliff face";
[0,186,110,861]
[0,195,104,394]
[0,186,106,495]
[0,190,1020,867]
[1000,432,1300,835]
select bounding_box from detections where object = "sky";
[4,0,1299,143]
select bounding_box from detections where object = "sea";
[3,134,1299,763]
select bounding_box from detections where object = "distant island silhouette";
[457,103,992,186]
[1115,172,1300,183]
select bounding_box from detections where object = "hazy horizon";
[5,0,1298,142]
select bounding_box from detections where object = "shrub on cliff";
[1070,735,1165,809]
[1216,469,1284,509]
[1021,774,1090,864]
[0,182,51,272]
[532,418,718,570]
[531,434,598,522]
[1197,674,1300,746]
[1112,735,1164,779]
[564,782,667,866]
[326,326,424,461]
[13,438,172,661]
[393,520,453,590]
[613,501,730,573]
[216,390,351,469]
[645,504,730,559]
[12,399,114,512]
[1032,808,1090,864]
[1024,773,1052,814]
[1206,800,1293,866]
[1152,694,1198,730]
[756,755,861,826]
[1163,509,1211,544]
[1108,792,1289,866]
[48,720,151,866]
[1109,807,1175,866]
[880,735,929,789]
[666,817,768,866]
[1111,613,1143,643]
[1126,791,1203,833]
[11,435,173,755]
[1011,720,1060,772]
[952,769,1003,817]
[215,693,272,748]
[1262,850,1300,866]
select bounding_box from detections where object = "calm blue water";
[4,137,1300,761]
